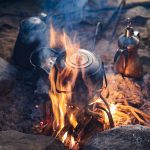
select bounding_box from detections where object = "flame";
[62,131,68,143]
[70,136,76,149]
[104,103,116,125]
[50,23,79,57]
[50,23,57,49]
[69,113,78,128]
[110,104,117,115]
[49,23,80,142]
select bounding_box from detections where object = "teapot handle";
[121,49,129,71]
[114,49,129,71]
[114,49,122,62]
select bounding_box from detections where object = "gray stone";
[146,19,150,33]
[0,130,66,150]
[125,6,150,19]
[82,125,150,150]
[0,57,17,95]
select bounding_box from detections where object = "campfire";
[1,0,150,149]
[32,24,150,150]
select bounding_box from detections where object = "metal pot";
[114,18,143,78]
[52,49,107,108]
[30,47,60,82]
[12,17,48,69]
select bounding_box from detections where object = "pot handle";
[92,22,102,52]
[102,62,107,88]
[114,49,129,71]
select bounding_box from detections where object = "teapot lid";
[118,18,139,50]
[124,18,134,37]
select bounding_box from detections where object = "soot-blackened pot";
[53,49,107,108]
[30,47,60,83]
[12,17,47,69]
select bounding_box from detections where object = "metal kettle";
[52,49,107,108]
[12,17,47,69]
[114,19,143,78]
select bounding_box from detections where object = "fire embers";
[114,19,143,78]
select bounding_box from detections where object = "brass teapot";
[114,19,143,78]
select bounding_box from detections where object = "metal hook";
[92,22,102,52]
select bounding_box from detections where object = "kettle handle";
[102,62,107,88]
[114,49,129,71]
[92,22,102,52]
[121,49,129,71]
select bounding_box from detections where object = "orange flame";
[104,103,117,125]
[69,113,78,128]
[50,23,80,57]
[62,131,68,143]
[49,23,80,137]
[70,136,76,149]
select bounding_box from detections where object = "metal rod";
[92,22,102,52]
[103,0,126,32]
[99,94,114,128]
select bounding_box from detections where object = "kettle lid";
[55,49,102,77]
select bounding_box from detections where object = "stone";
[146,19,150,34]
[140,101,150,124]
[82,125,150,150]
[0,130,66,150]
[126,0,150,4]
[0,57,17,95]
[136,26,149,40]
[124,6,150,19]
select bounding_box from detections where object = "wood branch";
[115,100,150,125]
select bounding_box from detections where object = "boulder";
[146,19,150,34]
[124,6,150,19]
[0,130,66,150]
[82,125,150,150]
[0,57,17,95]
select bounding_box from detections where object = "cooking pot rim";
[30,47,59,73]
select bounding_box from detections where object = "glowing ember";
[110,104,117,115]
[40,121,44,127]
[35,105,39,109]
[104,103,117,126]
